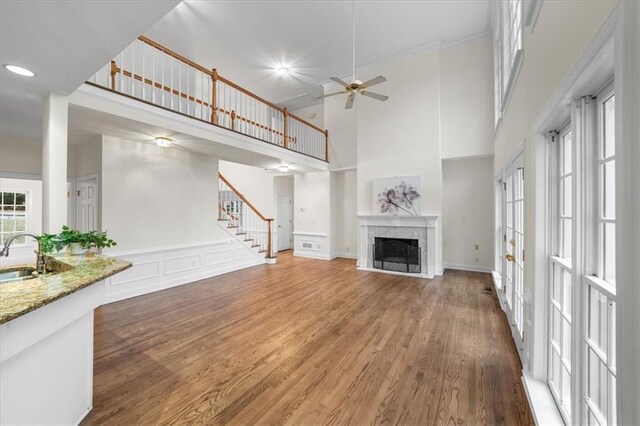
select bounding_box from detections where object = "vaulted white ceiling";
[0,0,489,142]
[145,0,490,109]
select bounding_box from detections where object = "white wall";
[101,136,223,252]
[69,137,101,178]
[0,136,41,176]
[324,93,356,170]
[291,103,324,129]
[492,0,616,378]
[495,1,616,171]
[293,171,331,258]
[0,134,101,179]
[354,49,444,271]
[219,160,275,218]
[442,157,494,271]
[330,169,357,259]
[440,38,494,159]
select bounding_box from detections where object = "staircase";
[218,173,276,261]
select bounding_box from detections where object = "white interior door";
[76,178,98,233]
[277,196,292,251]
[501,154,525,355]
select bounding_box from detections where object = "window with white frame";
[549,123,573,423]
[0,191,27,245]
[492,0,523,126]
[584,86,616,426]
[547,84,617,426]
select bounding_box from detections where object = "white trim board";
[104,239,267,304]
[443,263,492,273]
[522,374,564,426]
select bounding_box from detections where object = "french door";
[501,153,525,355]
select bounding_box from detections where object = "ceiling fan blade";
[361,91,389,102]
[345,92,356,109]
[359,75,387,89]
[330,77,351,89]
[322,91,346,98]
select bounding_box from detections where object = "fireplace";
[373,237,421,273]
[358,214,438,278]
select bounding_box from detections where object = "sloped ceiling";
[0,0,181,140]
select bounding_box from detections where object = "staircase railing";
[218,172,274,258]
[87,36,328,162]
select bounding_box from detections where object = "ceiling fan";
[322,1,388,110]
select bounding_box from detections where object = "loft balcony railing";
[87,36,328,162]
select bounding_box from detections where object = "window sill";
[522,373,565,426]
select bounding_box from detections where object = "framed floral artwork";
[372,176,421,216]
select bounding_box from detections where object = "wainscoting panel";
[293,232,330,260]
[104,240,265,303]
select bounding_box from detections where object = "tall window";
[0,191,27,245]
[549,124,573,423]
[547,84,617,425]
[492,0,523,126]
[584,87,616,426]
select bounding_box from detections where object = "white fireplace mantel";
[357,214,439,279]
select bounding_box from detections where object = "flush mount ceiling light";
[155,137,173,148]
[278,165,290,173]
[277,67,290,77]
[3,64,36,77]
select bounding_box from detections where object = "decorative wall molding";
[293,233,330,260]
[104,239,265,303]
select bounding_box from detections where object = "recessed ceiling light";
[3,64,36,77]
[155,137,173,148]
[277,67,290,77]
[278,165,289,173]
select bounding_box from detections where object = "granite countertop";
[0,254,131,324]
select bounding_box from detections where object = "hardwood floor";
[83,252,533,425]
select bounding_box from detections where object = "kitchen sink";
[0,267,38,284]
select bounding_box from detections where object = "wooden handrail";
[137,35,323,136]
[216,75,284,113]
[115,66,212,107]
[219,172,273,222]
[138,35,212,75]
[287,110,325,134]
[105,35,329,162]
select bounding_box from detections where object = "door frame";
[75,174,99,232]
[498,148,526,361]
[277,195,293,251]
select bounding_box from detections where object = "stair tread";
[251,244,261,248]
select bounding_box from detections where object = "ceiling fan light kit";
[323,0,389,109]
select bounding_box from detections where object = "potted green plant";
[77,230,117,256]
[36,233,65,254]
[58,225,84,255]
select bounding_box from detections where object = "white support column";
[42,93,68,233]
[615,2,640,425]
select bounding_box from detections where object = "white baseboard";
[357,266,434,280]
[443,263,492,273]
[330,252,357,260]
[293,251,331,261]
[104,240,265,303]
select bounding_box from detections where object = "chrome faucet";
[0,233,47,274]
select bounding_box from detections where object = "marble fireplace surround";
[357,215,439,279]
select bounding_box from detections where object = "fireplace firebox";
[373,237,421,273]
